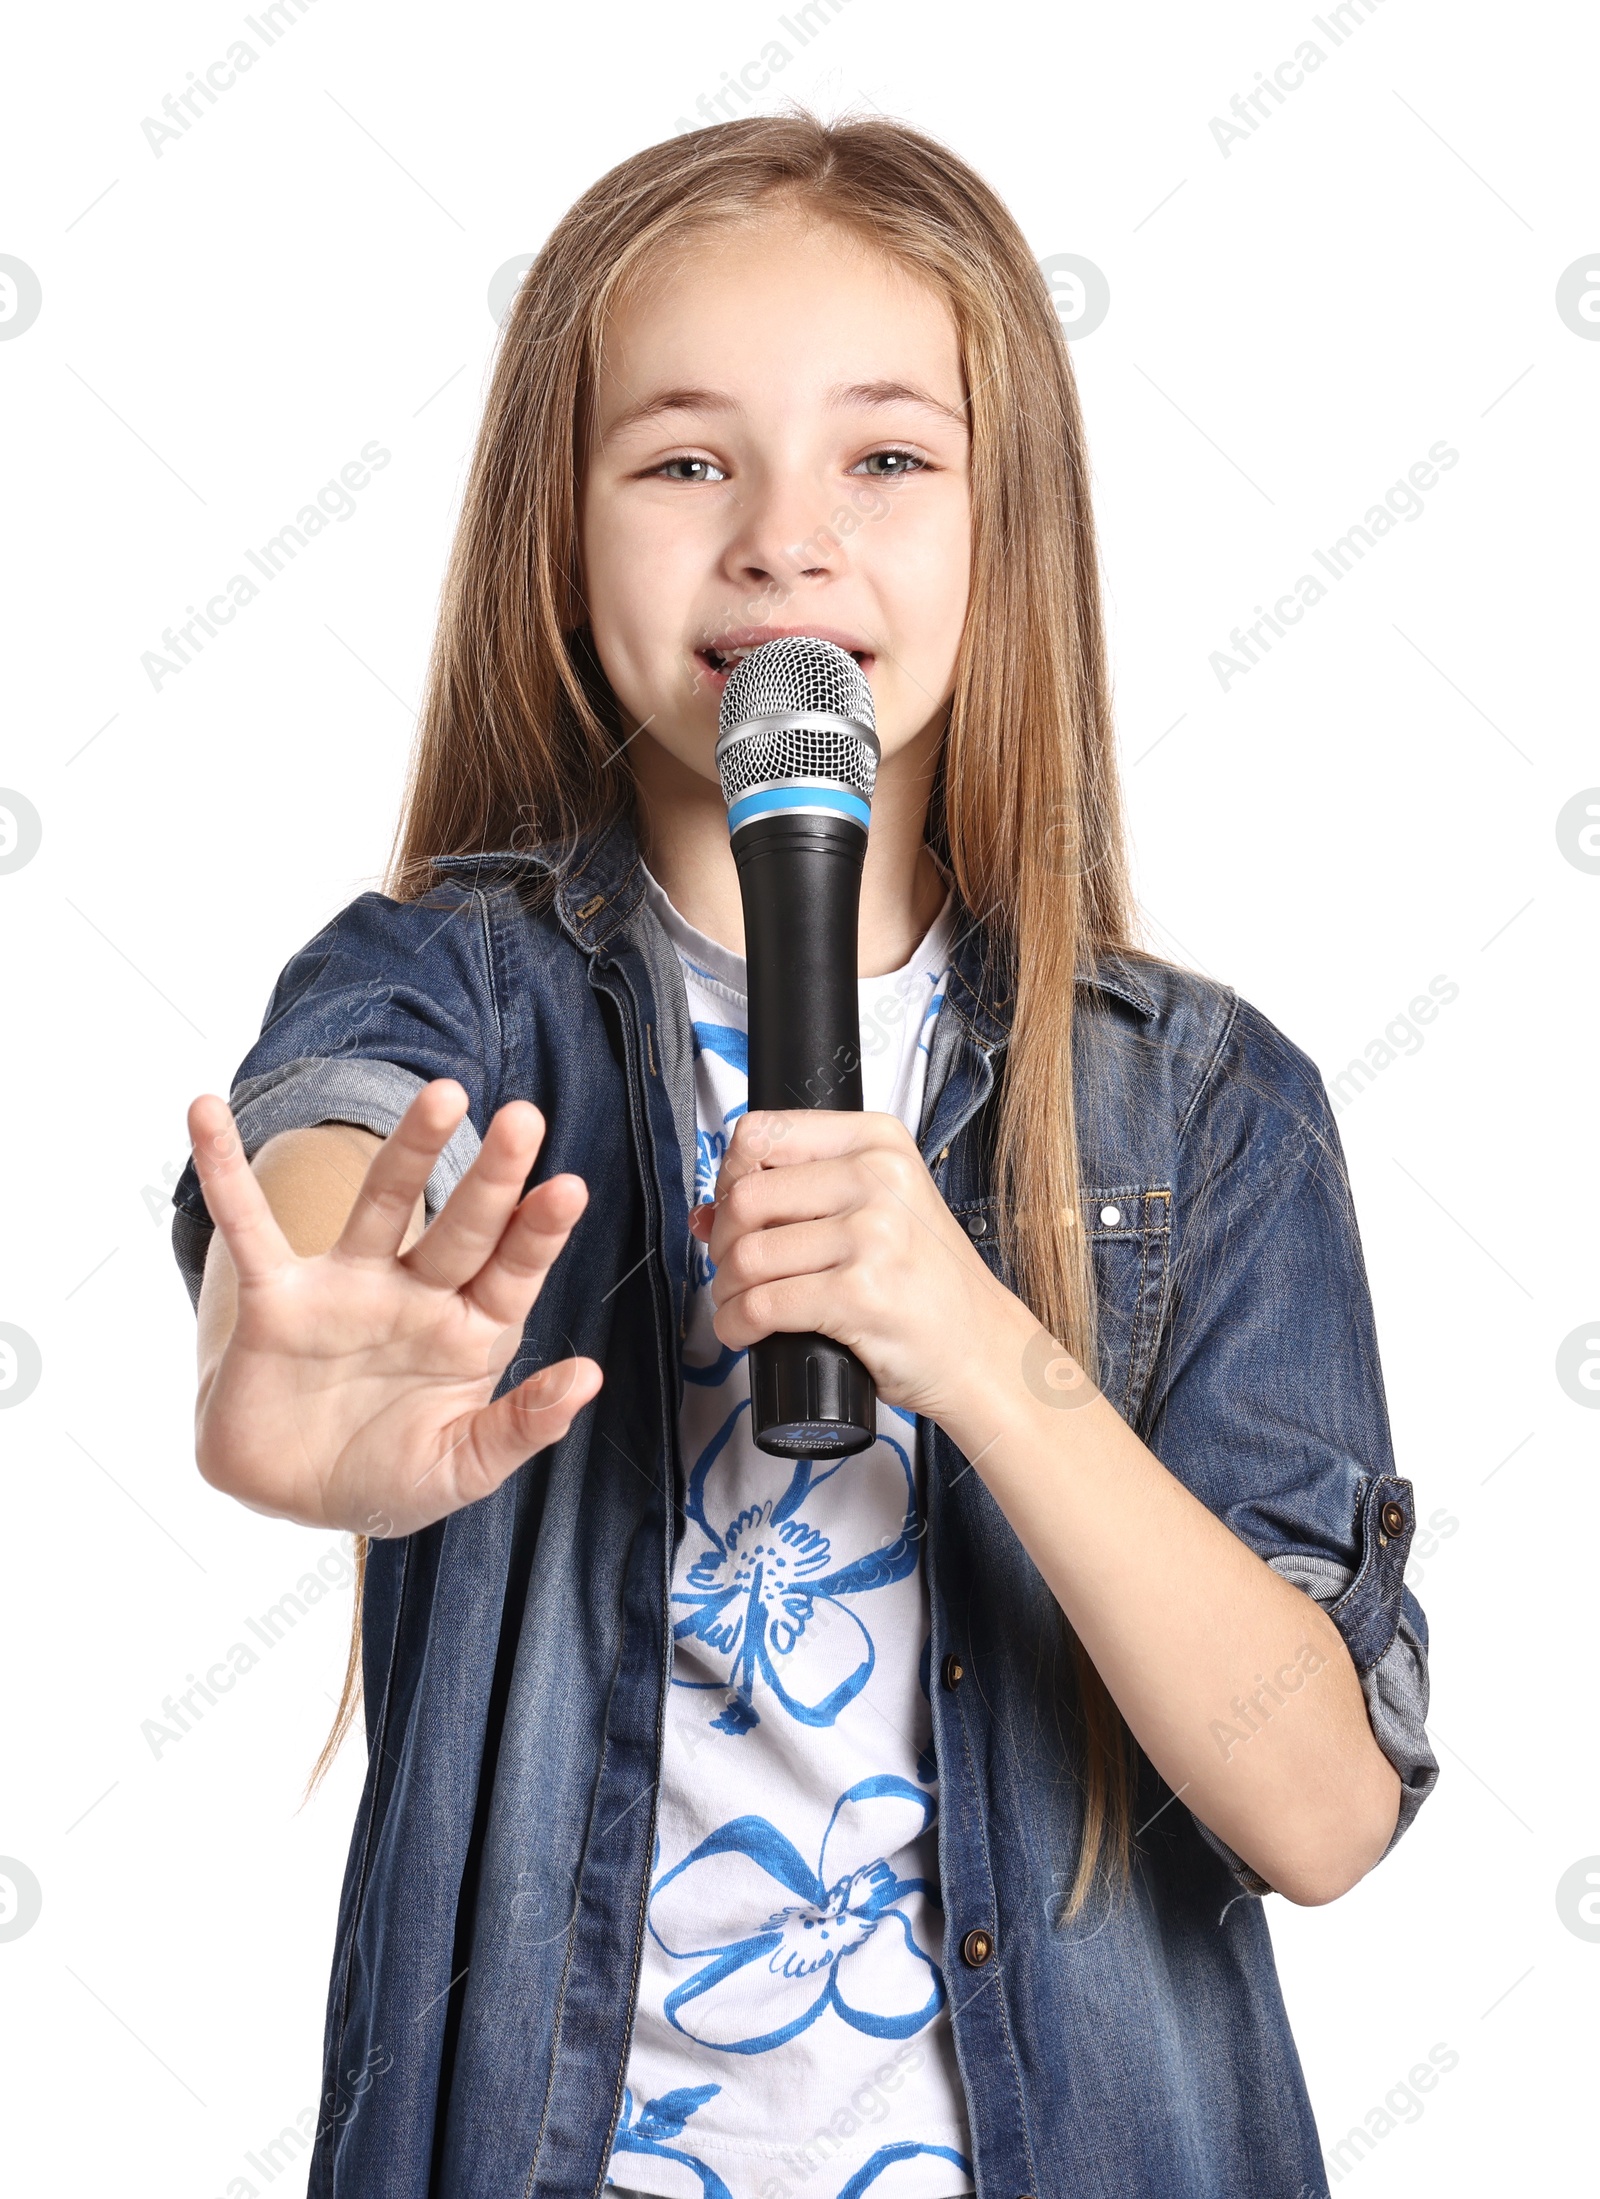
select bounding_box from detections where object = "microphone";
[714,635,881,1459]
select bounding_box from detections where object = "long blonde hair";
[306,111,1142,1921]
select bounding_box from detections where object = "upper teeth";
[712,643,862,660]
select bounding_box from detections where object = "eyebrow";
[602,386,740,438]
[830,379,969,426]
[601,377,969,439]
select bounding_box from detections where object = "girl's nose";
[721,471,843,589]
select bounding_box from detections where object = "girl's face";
[579,206,971,788]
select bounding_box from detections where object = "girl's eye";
[851,448,927,478]
[653,456,726,483]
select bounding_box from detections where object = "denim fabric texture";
[171,813,1437,2199]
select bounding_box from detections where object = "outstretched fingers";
[186,1095,295,1286]
[399,1098,558,1294]
[335,1079,477,1265]
[425,1356,604,1512]
[457,1171,591,1330]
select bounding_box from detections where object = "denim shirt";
[170,814,1437,2199]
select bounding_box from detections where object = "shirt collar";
[430,817,1160,1028]
[429,811,644,952]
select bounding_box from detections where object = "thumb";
[457,1356,604,1493]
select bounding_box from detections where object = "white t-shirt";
[605,870,974,2199]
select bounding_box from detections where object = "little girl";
[174,113,1437,2199]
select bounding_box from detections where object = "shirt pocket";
[944,1184,1172,1424]
[1083,1186,1172,1425]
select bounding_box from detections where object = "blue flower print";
[836,2142,972,2199]
[688,1017,749,1284]
[688,1124,729,1293]
[691,1020,748,1136]
[692,1018,748,1080]
[692,1126,728,1209]
[681,1339,744,1390]
[610,2082,731,2199]
[648,1774,945,2053]
[914,983,946,1062]
[672,1403,921,1735]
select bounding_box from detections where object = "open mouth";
[694,632,875,688]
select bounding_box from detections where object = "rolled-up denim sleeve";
[169,884,502,1310]
[1139,994,1438,1895]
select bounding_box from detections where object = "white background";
[1,1,1595,2191]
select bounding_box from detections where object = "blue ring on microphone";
[727,784,871,833]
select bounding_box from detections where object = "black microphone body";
[737,813,865,1113]
[715,639,881,1458]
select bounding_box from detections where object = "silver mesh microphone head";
[719,635,875,733]
[715,636,880,810]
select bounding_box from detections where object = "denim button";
[961,1927,994,1966]
[1381,1500,1406,1536]
[941,1653,965,1689]
[964,1212,987,1237]
[1099,1203,1121,1226]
